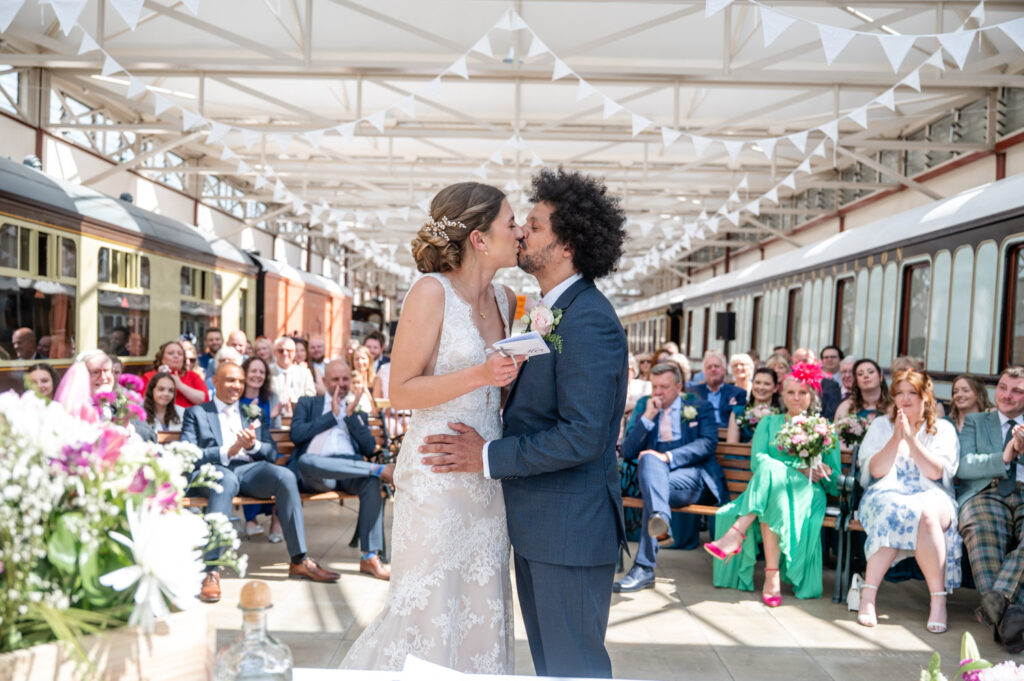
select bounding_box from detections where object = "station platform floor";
[209,500,1017,680]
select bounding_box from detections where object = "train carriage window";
[702,307,710,356]
[139,256,150,289]
[239,288,248,335]
[946,248,974,373]
[686,309,693,357]
[1006,243,1024,366]
[0,224,16,268]
[834,278,855,355]
[785,288,802,350]
[865,266,884,361]
[899,262,931,360]
[926,251,951,372]
[0,275,76,360]
[36,232,48,277]
[180,266,192,296]
[969,242,998,374]
[60,238,76,278]
[878,264,898,367]
[98,291,150,357]
[214,274,223,301]
[98,247,110,283]
[750,295,762,351]
[18,228,29,272]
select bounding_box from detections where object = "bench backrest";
[713,443,854,498]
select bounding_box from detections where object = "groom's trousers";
[514,551,615,678]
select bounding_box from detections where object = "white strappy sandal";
[927,591,948,634]
[856,583,878,627]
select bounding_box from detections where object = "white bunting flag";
[970,0,985,24]
[661,127,683,148]
[602,96,623,119]
[101,54,124,77]
[551,58,573,81]
[877,34,916,73]
[811,140,827,159]
[706,217,720,234]
[938,30,977,70]
[271,132,291,151]
[423,76,443,99]
[273,180,288,202]
[876,87,897,111]
[387,243,398,257]
[727,189,740,205]
[470,35,493,58]
[50,0,88,36]
[745,200,761,217]
[375,210,390,226]
[0,0,25,32]
[705,0,734,18]
[335,122,355,140]
[505,134,526,150]
[817,23,856,65]
[691,135,713,157]
[181,109,205,131]
[760,6,797,48]
[152,94,174,116]
[364,110,386,133]
[241,128,261,149]
[681,234,692,251]
[503,179,521,192]
[126,76,147,99]
[631,114,653,136]
[472,164,488,180]
[788,130,808,153]
[764,186,780,205]
[528,35,550,58]
[900,69,921,93]
[493,8,514,30]
[638,221,653,237]
[723,139,744,162]
[1000,17,1024,52]
[796,157,813,174]
[304,129,324,150]
[416,198,431,214]
[78,31,100,55]
[818,119,839,142]
[923,50,946,72]
[577,78,598,101]
[393,95,415,117]
[508,10,528,30]
[848,105,869,129]
[355,210,368,224]
[756,137,777,159]
[447,55,469,79]
[489,149,504,165]
[738,173,749,191]
[698,209,709,222]
[109,0,144,30]
[781,172,797,190]
[530,152,545,168]
[220,146,237,161]
[724,212,739,228]
[236,160,252,175]
[263,163,276,178]
[398,206,410,221]
[180,0,200,15]
[253,175,268,190]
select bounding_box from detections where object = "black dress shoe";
[978,591,1008,627]
[998,605,1024,654]
[613,564,655,593]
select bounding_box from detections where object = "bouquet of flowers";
[773,413,836,482]
[918,631,1024,681]
[736,403,778,433]
[834,413,875,449]
[0,381,244,670]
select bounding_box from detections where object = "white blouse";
[857,414,959,493]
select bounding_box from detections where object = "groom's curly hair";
[529,168,626,280]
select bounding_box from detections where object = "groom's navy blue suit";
[488,277,627,678]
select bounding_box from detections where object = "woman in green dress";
[703,365,841,604]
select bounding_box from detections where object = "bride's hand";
[480,352,522,387]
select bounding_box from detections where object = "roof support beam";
[81,131,206,184]
[836,146,944,201]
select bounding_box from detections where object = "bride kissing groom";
[342,168,629,679]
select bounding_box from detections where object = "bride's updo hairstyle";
[411,182,505,273]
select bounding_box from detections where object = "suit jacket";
[958,411,1016,505]
[488,278,628,567]
[820,377,842,420]
[288,395,376,460]
[693,382,746,427]
[621,394,727,504]
[181,400,277,469]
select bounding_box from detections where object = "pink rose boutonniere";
[521,299,565,353]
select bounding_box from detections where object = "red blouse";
[141,369,209,408]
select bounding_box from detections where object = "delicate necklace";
[451,278,488,319]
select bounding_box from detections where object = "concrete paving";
[208,500,1018,679]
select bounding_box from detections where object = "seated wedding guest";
[365,330,390,374]
[821,345,844,377]
[289,360,394,581]
[747,349,761,367]
[792,348,841,420]
[764,353,791,386]
[625,354,653,416]
[198,327,223,374]
[141,340,208,408]
[36,335,52,359]
[12,327,41,360]
[661,341,680,356]
[636,353,654,381]
[348,372,377,417]
[652,348,672,367]
[239,355,283,539]
[891,356,946,417]
[272,336,316,416]
[143,371,185,433]
[309,336,327,377]
[25,362,59,400]
[182,362,339,603]
[772,346,791,362]
[225,330,248,358]
[109,356,123,385]
[372,359,392,401]
[55,349,114,421]
[947,375,994,433]
[834,359,892,422]
[254,336,274,366]
[694,350,746,427]
[727,367,780,444]
[180,338,203,379]
[667,353,691,387]
[704,364,840,604]
[729,353,755,397]
[614,362,721,592]
[205,346,244,396]
[126,332,145,357]
[345,337,360,363]
[350,345,376,395]
[957,366,1024,653]
[294,337,326,396]
[838,356,857,400]
[855,369,961,634]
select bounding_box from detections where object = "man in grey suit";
[422,169,628,678]
[957,365,1024,653]
[182,362,339,603]
[289,360,395,581]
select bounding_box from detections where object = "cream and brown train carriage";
[0,156,351,391]
[619,173,1024,397]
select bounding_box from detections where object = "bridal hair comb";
[424,215,467,242]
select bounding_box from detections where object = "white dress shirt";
[271,363,317,404]
[213,396,260,466]
[481,272,584,479]
[307,397,357,457]
[998,411,1024,484]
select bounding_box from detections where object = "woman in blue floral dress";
[855,369,961,634]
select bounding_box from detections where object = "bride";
[341,182,524,673]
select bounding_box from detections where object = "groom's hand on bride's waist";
[421,422,485,473]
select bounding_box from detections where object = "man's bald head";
[213,361,246,404]
[325,359,352,396]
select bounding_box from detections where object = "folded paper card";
[492,331,551,358]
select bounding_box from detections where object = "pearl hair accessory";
[424,215,467,242]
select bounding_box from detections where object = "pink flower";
[814,423,829,436]
[0,560,4,575]
[149,483,179,513]
[791,433,808,445]
[127,467,150,494]
[118,374,145,392]
[95,427,127,469]
[530,305,555,336]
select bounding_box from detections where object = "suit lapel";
[206,402,223,445]
[986,411,1004,451]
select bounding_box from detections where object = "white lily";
[99,501,208,632]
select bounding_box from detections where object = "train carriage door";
[1004,242,1024,367]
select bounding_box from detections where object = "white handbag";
[847,573,864,611]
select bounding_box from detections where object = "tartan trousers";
[958,480,1024,606]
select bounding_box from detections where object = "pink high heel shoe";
[703,524,746,564]
[762,567,782,607]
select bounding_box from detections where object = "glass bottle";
[214,580,293,681]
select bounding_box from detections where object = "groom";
[422,168,628,678]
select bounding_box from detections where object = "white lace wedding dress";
[341,273,514,674]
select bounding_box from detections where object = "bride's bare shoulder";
[406,275,446,304]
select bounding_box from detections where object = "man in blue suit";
[693,350,746,427]
[421,169,628,678]
[289,360,394,581]
[614,361,723,592]
[182,362,338,603]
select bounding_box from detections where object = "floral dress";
[856,416,962,591]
